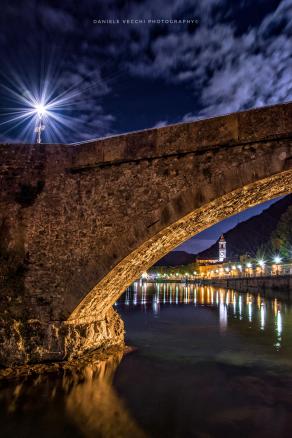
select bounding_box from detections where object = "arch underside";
[68,168,292,325]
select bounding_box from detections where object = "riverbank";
[146,275,292,295]
[199,274,292,298]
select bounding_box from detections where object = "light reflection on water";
[113,283,292,437]
[2,284,292,437]
[0,351,146,438]
[117,282,290,353]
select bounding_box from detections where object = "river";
[1,283,292,437]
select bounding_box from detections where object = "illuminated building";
[219,234,227,262]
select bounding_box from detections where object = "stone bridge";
[1,102,292,366]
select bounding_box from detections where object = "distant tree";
[240,254,253,264]
[149,261,199,277]
[270,206,292,259]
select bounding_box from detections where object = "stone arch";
[68,168,292,325]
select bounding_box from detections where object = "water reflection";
[0,351,146,438]
[66,353,146,438]
[260,303,265,330]
[2,284,292,438]
[275,310,283,350]
[114,283,292,437]
[117,282,292,352]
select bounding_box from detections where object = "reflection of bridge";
[1,102,292,366]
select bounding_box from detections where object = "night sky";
[1,1,291,252]
[177,197,283,254]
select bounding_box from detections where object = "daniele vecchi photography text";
[93,18,200,24]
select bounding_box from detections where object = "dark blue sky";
[0,0,291,252]
[177,197,282,254]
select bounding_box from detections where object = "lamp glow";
[258,259,266,268]
[0,66,88,144]
[35,103,47,118]
[274,255,282,264]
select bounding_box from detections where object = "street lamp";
[246,262,252,277]
[273,255,282,276]
[258,259,266,276]
[34,102,47,144]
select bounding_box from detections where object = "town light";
[273,255,282,264]
[246,262,252,268]
[258,259,266,268]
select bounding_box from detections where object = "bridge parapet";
[70,102,292,169]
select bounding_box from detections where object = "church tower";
[219,235,226,262]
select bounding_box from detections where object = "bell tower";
[219,235,226,262]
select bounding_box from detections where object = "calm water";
[2,283,292,437]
